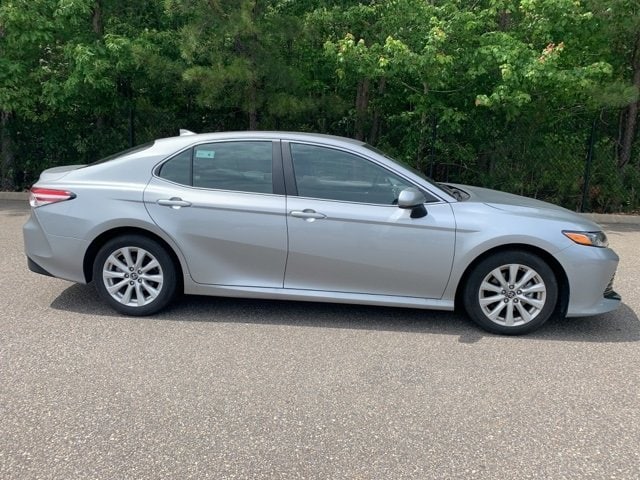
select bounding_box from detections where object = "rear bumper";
[27,257,54,277]
[23,210,88,284]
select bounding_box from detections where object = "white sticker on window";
[196,150,215,159]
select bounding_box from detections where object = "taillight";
[29,187,76,207]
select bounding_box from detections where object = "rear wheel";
[93,235,177,315]
[463,250,558,335]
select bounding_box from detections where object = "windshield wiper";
[439,183,466,201]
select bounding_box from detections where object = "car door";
[144,140,288,287]
[283,142,456,299]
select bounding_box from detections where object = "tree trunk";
[617,32,640,169]
[416,82,430,172]
[92,0,103,36]
[0,25,11,190]
[245,23,259,131]
[354,78,370,141]
[92,0,106,141]
[499,9,511,31]
[368,77,386,145]
[127,81,136,147]
[1,111,15,191]
[248,80,258,130]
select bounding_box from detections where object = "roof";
[153,130,366,150]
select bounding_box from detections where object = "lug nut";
[503,298,509,303]
[129,267,134,271]
[509,285,514,289]
[514,298,519,303]
[517,290,522,295]
[125,274,129,278]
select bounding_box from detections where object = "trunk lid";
[37,165,85,183]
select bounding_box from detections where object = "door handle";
[290,209,327,220]
[157,197,192,209]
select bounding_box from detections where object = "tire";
[463,250,558,335]
[93,234,177,316]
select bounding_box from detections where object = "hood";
[448,183,602,230]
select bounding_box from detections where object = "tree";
[0,0,638,211]
[0,0,57,189]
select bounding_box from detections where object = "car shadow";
[51,283,640,344]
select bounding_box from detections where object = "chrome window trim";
[152,139,282,197]
[284,140,450,206]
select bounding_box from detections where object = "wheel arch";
[83,227,185,291]
[454,243,569,317]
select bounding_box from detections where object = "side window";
[290,143,413,205]
[158,149,191,185]
[193,141,273,194]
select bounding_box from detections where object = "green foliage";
[0,0,639,212]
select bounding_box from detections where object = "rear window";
[157,141,274,194]
[89,142,154,166]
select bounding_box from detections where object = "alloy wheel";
[102,246,164,307]
[478,263,547,327]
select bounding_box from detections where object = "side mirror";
[397,188,427,218]
[397,188,425,208]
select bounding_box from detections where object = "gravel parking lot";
[1,200,639,479]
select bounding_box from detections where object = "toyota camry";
[23,131,620,334]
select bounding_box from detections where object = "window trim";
[283,140,441,206]
[153,139,285,196]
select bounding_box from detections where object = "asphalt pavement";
[1,200,639,479]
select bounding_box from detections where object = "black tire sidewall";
[463,251,558,335]
[93,235,177,316]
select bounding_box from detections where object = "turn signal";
[562,230,608,248]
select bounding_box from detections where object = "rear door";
[144,140,288,287]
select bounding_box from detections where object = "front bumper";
[555,244,621,317]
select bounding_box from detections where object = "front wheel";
[463,251,558,335]
[93,235,177,316]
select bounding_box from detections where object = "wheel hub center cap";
[131,273,139,280]
[507,291,516,298]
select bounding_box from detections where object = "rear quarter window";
[158,149,192,185]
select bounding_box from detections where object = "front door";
[283,143,456,299]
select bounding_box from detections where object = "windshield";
[89,142,154,166]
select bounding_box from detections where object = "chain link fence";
[420,116,639,214]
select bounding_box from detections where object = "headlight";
[562,230,609,248]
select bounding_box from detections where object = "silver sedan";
[23,131,620,334]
